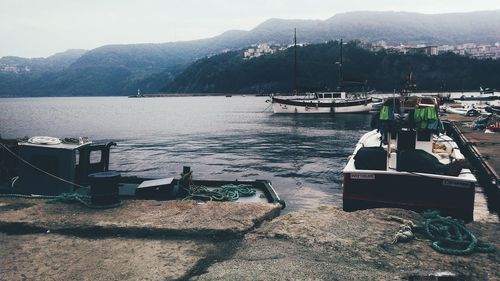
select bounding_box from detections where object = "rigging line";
[262,102,273,113]
[0,142,87,189]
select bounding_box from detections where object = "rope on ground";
[183,184,256,201]
[386,210,496,255]
[0,192,122,209]
[418,210,495,255]
[385,215,416,244]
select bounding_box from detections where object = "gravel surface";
[1,199,498,280]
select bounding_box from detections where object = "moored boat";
[271,92,372,114]
[342,96,477,221]
[0,138,285,208]
[271,31,372,114]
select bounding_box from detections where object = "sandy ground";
[0,233,219,281]
[195,207,499,280]
[0,198,281,237]
[0,199,498,280]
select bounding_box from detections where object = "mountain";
[0,49,87,74]
[1,10,500,96]
[163,41,500,93]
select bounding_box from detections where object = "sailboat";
[271,32,373,114]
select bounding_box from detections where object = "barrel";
[88,171,121,206]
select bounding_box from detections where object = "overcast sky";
[1,0,499,58]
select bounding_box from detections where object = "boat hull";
[272,97,372,114]
[342,171,475,221]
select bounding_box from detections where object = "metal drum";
[88,171,121,206]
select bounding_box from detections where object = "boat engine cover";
[354,147,387,170]
[397,149,448,175]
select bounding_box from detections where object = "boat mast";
[294,28,297,94]
[338,39,343,91]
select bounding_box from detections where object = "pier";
[443,114,500,218]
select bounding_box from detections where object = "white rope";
[0,142,87,189]
[28,136,61,145]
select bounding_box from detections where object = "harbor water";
[0,95,496,220]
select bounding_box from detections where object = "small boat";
[441,101,486,116]
[458,88,499,101]
[342,96,477,221]
[0,138,285,208]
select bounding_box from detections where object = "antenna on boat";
[294,28,297,95]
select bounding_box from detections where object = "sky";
[1,0,499,58]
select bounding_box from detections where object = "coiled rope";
[178,170,256,201]
[388,210,496,255]
[419,210,495,255]
[184,184,256,201]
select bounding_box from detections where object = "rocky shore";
[0,199,498,280]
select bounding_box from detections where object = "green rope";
[183,184,256,202]
[0,192,122,209]
[416,210,496,255]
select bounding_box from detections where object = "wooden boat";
[271,92,372,114]
[271,32,372,114]
[0,139,285,208]
[342,96,476,221]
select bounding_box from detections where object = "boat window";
[317,93,323,98]
[332,93,341,98]
[90,150,102,164]
[324,93,333,98]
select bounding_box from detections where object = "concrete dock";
[0,198,498,280]
[443,113,500,220]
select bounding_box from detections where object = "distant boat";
[271,33,372,114]
[480,86,495,95]
[455,87,498,101]
[271,92,372,114]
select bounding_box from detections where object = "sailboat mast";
[338,39,343,90]
[294,28,297,94]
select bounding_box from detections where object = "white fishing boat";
[442,104,482,116]
[342,96,477,221]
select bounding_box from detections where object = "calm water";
[0,96,370,210]
[0,96,497,220]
